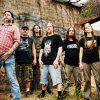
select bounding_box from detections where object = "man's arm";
[79,47,83,71]
[32,42,37,65]
[39,49,43,68]
[53,46,62,69]
[1,42,19,61]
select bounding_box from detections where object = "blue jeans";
[40,65,62,86]
[0,55,21,100]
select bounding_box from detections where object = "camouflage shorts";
[16,64,33,83]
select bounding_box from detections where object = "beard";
[46,30,52,35]
[69,35,74,38]
[4,18,12,23]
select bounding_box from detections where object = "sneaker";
[25,91,30,97]
[38,93,45,98]
[57,96,63,100]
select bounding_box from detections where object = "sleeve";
[13,25,20,44]
[97,36,100,46]
[79,38,84,48]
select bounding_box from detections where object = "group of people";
[0,10,100,100]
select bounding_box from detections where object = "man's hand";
[1,52,11,61]
[79,62,84,71]
[0,52,5,57]
[39,59,43,69]
[53,59,59,69]
[33,59,37,66]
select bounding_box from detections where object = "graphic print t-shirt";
[41,34,63,65]
[63,40,79,66]
[79,36,100,63]
[15,36,33,64]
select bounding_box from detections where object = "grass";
[0,76,97,100]
[0,84,96,100]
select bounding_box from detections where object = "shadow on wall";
[16,13,67,38]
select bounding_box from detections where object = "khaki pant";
[16,63,33,91]
[63,64,81,95]
[83,62,100,99]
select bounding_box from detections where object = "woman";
[79,23,100,100]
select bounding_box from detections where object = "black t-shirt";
[15,36,33,64]
[79,36,100,63]
[41,34,63,65]
[63,40,79,66]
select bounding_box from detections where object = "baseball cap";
[22,25,29,30]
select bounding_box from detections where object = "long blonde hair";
[84,23,95,48]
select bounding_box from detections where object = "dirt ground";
[0,77,96,100]
[0,67,97,100]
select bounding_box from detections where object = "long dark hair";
[65,27,77,41]
[32,25,41,37]
[4,11,14,23]
[84,23,95,48]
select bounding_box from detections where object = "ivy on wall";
[80,1,100,18]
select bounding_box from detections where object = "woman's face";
[84,23,93,33]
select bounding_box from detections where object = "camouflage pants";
[83,62,100,99]
[16,63,33,90]
[63,64,81,95]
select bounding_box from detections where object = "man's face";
[21,28,29,36]
[34,26,40,33]
[69,27,75,37]
[3,12,13,23]
[46,23,54,35]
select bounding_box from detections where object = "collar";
[2,23,12,26]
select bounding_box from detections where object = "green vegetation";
[80,2,95,18]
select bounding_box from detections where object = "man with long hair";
[38,22,63,100]
[31,25,42,90]
[31,25,52,93]
[79,23,100,100]
[62,27,81,98]
[0,11,21,100]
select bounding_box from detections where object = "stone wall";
[0,0,80,91]
[0,0,80,38]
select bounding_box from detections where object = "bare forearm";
[8,42,19,55]
[32,43,36,60]
[56,47,62,60]
[39,49,43,60]
[79,47,83,63]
